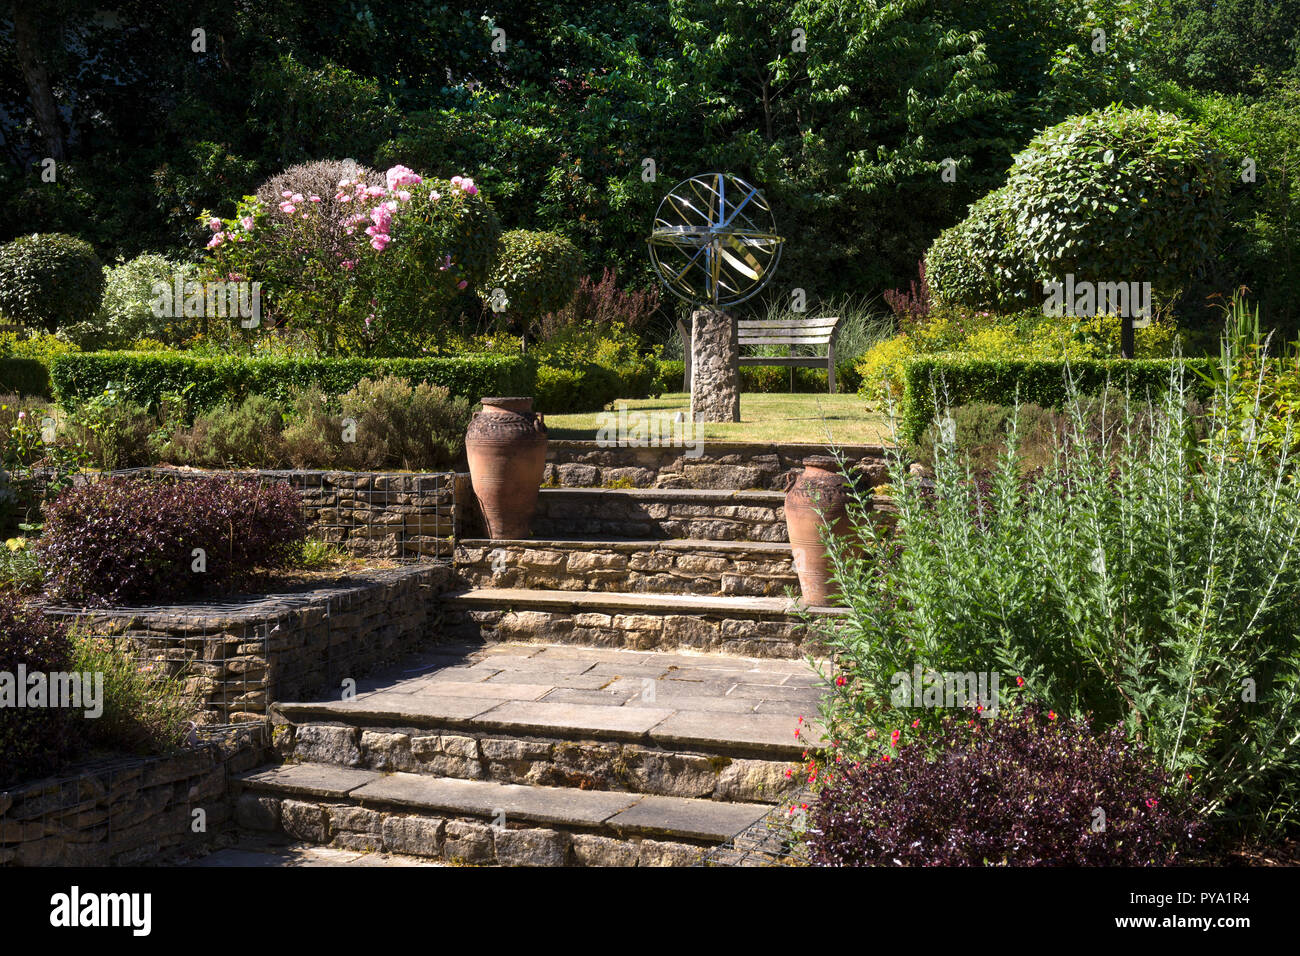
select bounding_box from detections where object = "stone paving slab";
[352,772,639,826]
[187,843,442,867]
[607,795,770,841]
[471,700,677,738]
[410,681,554,701]
[650,712,818,753]
[238,763,379,798]
[279,694,508,723]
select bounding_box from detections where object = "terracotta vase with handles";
[783,455,852,606]
[465,397,548,539]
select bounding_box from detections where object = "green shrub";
[898,357,1217,443]
[927,107,1232,312]
[70,634,196,756]
[160,394,288,468]
[0,595,76,786]
[486,229,585,335]
[0,357,52,396]
[61,389,159,471]
[820,355,1300,832]
[0,537,42,593]
[281,375,471,470]
[0,233,105,333]
[534,362,623,414]
[49,352,535,412]
[61,254,201,350]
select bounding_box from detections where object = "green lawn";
[543,392,892,445]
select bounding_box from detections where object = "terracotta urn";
[783,455,852,606]
[465,397,548,539]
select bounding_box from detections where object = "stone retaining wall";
[544,440,890,491]
[46,565,451,723]
[1,727,266,866]
[454,539,797,596]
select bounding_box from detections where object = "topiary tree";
[927,106,1232,312]
[485,229,584,337]
[255,158,385,230]
[0,233,104,333]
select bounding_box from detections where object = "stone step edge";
[236,763,776,845]
[456,537,792,553]
[441,587,847,618]
[271,702,817,760]
[538,487,784,502]
[274,718,799,802]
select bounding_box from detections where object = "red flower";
[1015,676,1025,687]
[1047,710,1057,721]
[835,675,847,687]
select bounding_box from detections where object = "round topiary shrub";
[0,233,105,333]
[0,594,77,786]
[485,229,585,332]
[255,158,385,228]
[927,106,1231,311]
[61,253,201,349]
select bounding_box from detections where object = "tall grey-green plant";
[818,353,1300,830]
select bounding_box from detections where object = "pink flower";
[278,202,296,214]
[396,190,411,202]
[457,279,468,289]
[365,185,387,197]
[17,411,26,421]
[207,217,222,232]
[291,193,303,203]
[281,190,293,198]
[430,191,441,201]
[240,217,255,230]
[341,259,356,271]
[206,233,225,249]
[450,175,463,187]
[385,165,422,190]
[309,195,321,203]
[338,193,351,203]
[461,178,478,196]
[890,729,901,748]
[370,234,390,252]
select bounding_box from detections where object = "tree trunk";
[10,3,65,160]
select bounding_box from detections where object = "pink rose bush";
[200,165,501,354]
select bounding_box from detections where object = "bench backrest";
[737,315,840,348]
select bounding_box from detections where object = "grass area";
[544,392,892,445]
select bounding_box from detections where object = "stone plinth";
[690,308,740,423]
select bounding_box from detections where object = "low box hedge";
[0,357,52,397]
[899,356,1218,443]
[49,352,536,411]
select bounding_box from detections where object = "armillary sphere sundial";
[647,173,784,422]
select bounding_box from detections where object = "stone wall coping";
[41,565,444,626]
[456,537,792,553]
[546,439,891,457]
[444,586,847,618]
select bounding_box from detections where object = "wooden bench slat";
[738,356,831,367]
[739,336,834,345]
[738,318,840,329]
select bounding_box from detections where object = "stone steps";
[530,487,788,541]
[453,537,798,597]
[440,587,843,659]
[234,762,774,865]
[237,642,826,865]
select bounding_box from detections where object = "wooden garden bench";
[677,315,843,394]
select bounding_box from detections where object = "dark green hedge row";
[900,357,1218,443]
[49,352,536,411]
[536,358,664,414]
[654,359,863,396]
[0,357,52,397]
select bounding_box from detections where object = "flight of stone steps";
[233,440,890,865]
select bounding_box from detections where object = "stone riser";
[441,606,821,660]
[235,791,713,866]
[530,497,787,542]
[276,721,794,804]
[453,542,798,597]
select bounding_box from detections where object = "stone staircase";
[232,441,886,866]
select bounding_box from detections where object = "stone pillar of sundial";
[690,307,740,423]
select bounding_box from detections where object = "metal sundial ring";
[647,173,784,308]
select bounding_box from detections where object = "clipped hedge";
[0,357,52,397]
[49,352,535,411]
[899,357,1217,443]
